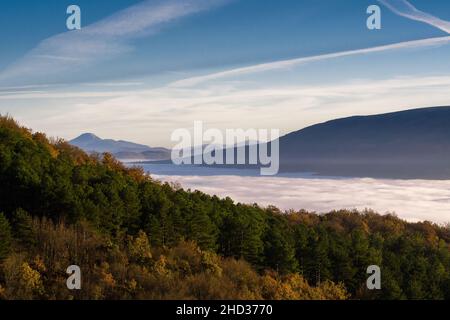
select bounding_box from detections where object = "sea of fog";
[128,163,450,224]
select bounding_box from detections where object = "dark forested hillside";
[279,106,450,179]
[0,115,449,300]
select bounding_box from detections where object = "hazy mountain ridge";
[71,106,450,178]
[278,106,450,178]
[70,133,171,161]
[195,106,450,179]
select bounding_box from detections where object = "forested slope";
[0,116,449,299]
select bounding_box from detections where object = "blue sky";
[1,0,450,146]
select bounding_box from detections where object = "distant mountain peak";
[72,133,101,142]
[69,133,171,161]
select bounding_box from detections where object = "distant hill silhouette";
[278,106,450,179]
[70,133,171,161]
[189,106,450,179]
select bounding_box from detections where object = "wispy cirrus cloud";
[378,0,450,34]
[0,0,231,85]
[171,0,450,88]
[171,36,450,87]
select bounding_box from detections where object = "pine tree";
[11,208,35,246]
[263,216,298,274]
[0,212,12,260]
[188,204,218,251]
